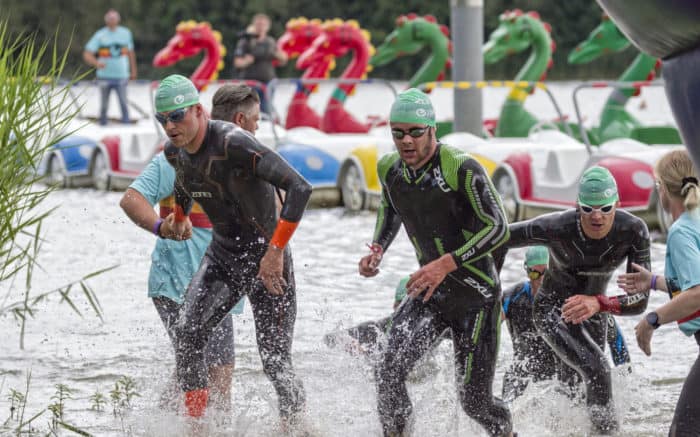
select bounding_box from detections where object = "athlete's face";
[234,105,260,134]
[526,263,547,293]
[159,104,203,150]
[578,201,617,239]
[390,122,436,169]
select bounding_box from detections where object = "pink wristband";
[651,274,658,290]
[153,218,164,236]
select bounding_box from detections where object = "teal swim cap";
[394,277,409,303]
[524,246,549,267]
[578,166,619,206]
[389,88,436,127]
[155,74,199,113]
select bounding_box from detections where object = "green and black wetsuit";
[165,120,311,418]
[372,143,511,437]
[502,209,650,432]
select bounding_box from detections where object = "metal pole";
[451,0,483,135]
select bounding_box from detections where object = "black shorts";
[153,296,235,367]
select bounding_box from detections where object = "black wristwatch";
[645,311,660,329]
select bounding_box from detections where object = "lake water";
[0,82,690,436]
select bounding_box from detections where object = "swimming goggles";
[391,126,429,139]
[155,106,192,125]
[578,202,615,215]
[526,267,546,281]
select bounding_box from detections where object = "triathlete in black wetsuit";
[154,75,311,422]
[501,246,558,401]
[359,88,513,437]
[499,166,650,433]
[501,246,631,402]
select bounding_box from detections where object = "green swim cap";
[525,246,549,267]
[394,277,409,303]
[155,74,199,113]
[389,88,436,127]
[578,166,619,205]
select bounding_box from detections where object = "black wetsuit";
[165,120,312,418]
[372,144,511,437]
[502,209,650,432]
[501,281,558,401]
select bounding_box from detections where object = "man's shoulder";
[502,281,527,299]
[163,142,179,161]
[614,209,649,237]
[377,152,400,180]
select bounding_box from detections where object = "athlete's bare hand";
[617,263,653,294]
[562,294,601,324]
[163,213,192,240]
[635,317,654,356]
[359,244,383,277]
[258,246,286,295]
[407,254,457,302]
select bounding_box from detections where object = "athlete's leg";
[152,296,184,410]
[453,301,512,436]
[375,298,447,436]
[205,314,236,412]
[502,360,529,403]
[246,251,305,420]
[324,316,392,358]
[534,292,617,433]
[174,254,245,416]
[605,314,631,366]
[669,336,700,437]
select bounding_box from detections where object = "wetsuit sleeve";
[504,213,559,248]
[234,131,312,223]
[450,158,510,265]
[372,155,402,251]
[597,220,651,315]
[164,144,193,216]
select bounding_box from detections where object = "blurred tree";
[1,0,638,82]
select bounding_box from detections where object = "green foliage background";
[3,0,638,82]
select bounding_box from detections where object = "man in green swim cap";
[384,87,437,169]
[153,74,312,427]
[495,164,650,433]
[359,88,513,436]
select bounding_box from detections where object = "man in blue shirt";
[83,9,137,125]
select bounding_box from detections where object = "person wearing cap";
[153,74,311,424]
[359,88,513,437]
[500,245,631,402]
[83,9,137,125]
[497,165,651,433]
[617,149,700,436]
[119,84,263,413]
[500,246,559,401]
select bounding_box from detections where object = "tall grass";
[0,20,110,348]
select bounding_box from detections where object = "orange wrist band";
[270,218,299,249]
